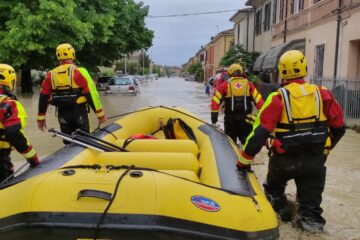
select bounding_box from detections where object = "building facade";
[272,0,360,79]
[247,0,275,52]
[212,29,235,70]
[230,8,255,51]
[204,41,215,81]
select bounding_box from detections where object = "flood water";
[11,77,360,239]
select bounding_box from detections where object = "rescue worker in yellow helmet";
[237,50,346,232]
[37,43,106,143]
[0,64,39,182]
[211,63,264,144]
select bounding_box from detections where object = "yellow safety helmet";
[228,63,244,76]
[278,50,307,80]
[0,64,16,92]
[56,43,75,60]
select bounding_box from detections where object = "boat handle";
[77,189,112,201]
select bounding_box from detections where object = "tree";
[220,44,260,75]
[138,52,151,69]
[187,62,203,82]
[0,0,153,94]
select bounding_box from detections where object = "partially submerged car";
[96,76,112,91]
[105,76,139,95]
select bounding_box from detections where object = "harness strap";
[228,78,234,111]
[279,88,293,123]
[228,78,248,112]
[68,64,74,88]
[314,87,321,121]
[277,121,327,130]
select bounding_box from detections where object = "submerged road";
[13,77,213,161]
[11,77,360,239]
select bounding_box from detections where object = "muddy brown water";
[11,77,360,239]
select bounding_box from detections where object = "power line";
[147,9,239,18]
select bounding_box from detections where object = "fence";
[310,77,360,127]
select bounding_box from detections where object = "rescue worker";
[37,43,106,142]
[211,63,264,144]
[213,68,229,89]
[0,64,39,182]
[237,50,346,232]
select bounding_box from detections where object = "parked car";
[133,75,145,83]
[96,76,112,91]
[105,76,139,95]
[185,75,195,81]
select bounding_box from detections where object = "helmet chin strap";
[0,85,12,95]
[60,59,74,65]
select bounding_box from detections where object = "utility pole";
[125,55,128,75]
[150,50,153,75]
[142,50,145,75]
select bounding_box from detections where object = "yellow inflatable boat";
[0,106,278,240]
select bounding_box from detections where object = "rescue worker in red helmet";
[211,63,264,144]
[37,43,106,142]
[0,64,39,182]
[237,50,346,232]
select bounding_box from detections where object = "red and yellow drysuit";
[0,92,39,182]
[211,76,264,144]
[37,61,105,139]
[238,79,345,226]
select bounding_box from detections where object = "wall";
[213,35,234,68]
[341,9,360,78]
[254,0,273,52]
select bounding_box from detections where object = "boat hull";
[0,212,278,240]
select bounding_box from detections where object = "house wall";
[272,0,360,79]
[233,12,255,51]
[205,44,215,80]
[254,0,273,52]
[341,8,360,78]
[213,35,234,68]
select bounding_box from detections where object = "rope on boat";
[93,165,134,239]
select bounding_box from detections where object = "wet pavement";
[11,77,360,239]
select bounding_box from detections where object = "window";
[279,0,284,20]
[290,0,295,15]
[298,0,304,11]
[314,44,325,80]
[255,10,262,35]
[264,3,271,31]
[273,0,277,24]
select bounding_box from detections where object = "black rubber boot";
[297,217,324,233]
[265,193,293,222]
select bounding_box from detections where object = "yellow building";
[212,29,235,69]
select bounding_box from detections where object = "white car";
[105,76,139,96]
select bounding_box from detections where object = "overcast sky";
[137,0,246,67]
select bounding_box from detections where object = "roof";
[229,7,253,22]
[212,28,234,42]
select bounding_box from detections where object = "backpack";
[163,118,197,142]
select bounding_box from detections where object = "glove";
[37,120,47,132]
[98,115,107,124]
[245,114,256,124]
[27,155,40,168]
[272,139,285,154]
[236,151,253,170]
